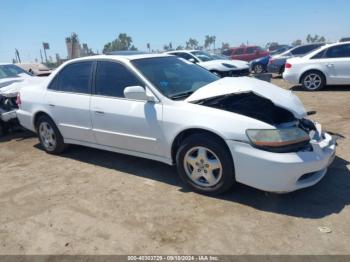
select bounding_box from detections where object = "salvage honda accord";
[16,54,336,194]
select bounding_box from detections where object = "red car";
[222,46,269,62]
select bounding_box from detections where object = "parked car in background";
[250,46,291,74]
[0,63,46,135]
[17,54,335,194]
[222,46,269,62]
[267,44,290,52]
[283,41,350,91]
[268,43,324,75]
[167,50,250,77]
[339,37,350,42]
[249,46,290,74]
[16,63,53,76]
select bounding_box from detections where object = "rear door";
[245,47,256,61]
[321,44,350,84]
[45,61,95,142]
[90,60,164,156]
[232,48,244,60]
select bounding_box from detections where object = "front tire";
[301,71,325,91]
[36,115,67,154]
[176,134,235,195]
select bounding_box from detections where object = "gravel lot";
[0,78,349,255]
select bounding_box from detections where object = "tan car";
[16,63,53,76]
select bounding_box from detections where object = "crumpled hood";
[198,59,249,71]
[0,76,47,97]
[185,77,306,118]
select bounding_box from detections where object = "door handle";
[48,104,55,107]
[327,64,334,67]
[94,110,105,115]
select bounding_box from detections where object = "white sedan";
[17,54,336,194]
[283,41,350,91]
[166,50,250,77]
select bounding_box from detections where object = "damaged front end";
[194,91,321,153]
[0,92,20,136]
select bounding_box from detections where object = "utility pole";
[42,42,50,63]
[40,49,44,63]
[15,49,21,63]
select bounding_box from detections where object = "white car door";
[321,44,350,85]
[90,60,165,156]
[44,61,95,142]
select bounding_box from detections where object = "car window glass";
[95,61,143,98]
[291,45,321,55]
[58,62,92,93]
[246,47,255,54]
[235,48,244,55]
[311,49,326,59]
[176,52,198,62]
[325,44,350,58]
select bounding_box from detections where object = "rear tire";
[301,71,325,91]
[176,133,235,195]
[36,115,67,154]
[253,63,264,74]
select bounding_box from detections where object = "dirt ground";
[0,78,349,255]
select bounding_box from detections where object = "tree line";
[102,33,328,53]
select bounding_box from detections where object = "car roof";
[304,41,350,58]
[65,53,172,63]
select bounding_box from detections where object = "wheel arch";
[299,69,327,84]
[33,111,55,130]
[170,128,231,164]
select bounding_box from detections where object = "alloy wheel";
[39,121,57,151]
[183,146,223,187]
[303,74,322,90]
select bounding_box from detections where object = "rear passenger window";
[95,61,143,98]
[235,48,244,55]
[57,62,93,93]
[325,44,350,58]
[246,47,255,54]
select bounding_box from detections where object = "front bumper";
[226,127,336,193]
[229,68,250,77]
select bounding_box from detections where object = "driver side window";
[95,61,144,98]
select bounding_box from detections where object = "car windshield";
[190,51,216,62]
[0,64,31,79]
[132,56,219,100]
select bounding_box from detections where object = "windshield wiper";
[169,91,194,100]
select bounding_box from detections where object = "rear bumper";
[283,71,300,84]
[16,109,35,131]
[226,131,336,193]
[267,63,282,74]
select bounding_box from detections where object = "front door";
[90,60,165,157]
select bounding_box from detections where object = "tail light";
[16,93,21,105]
[285,63,292,69]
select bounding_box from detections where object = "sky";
[0,0,349,62]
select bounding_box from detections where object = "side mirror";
[188,58,197,63]
[124,86,156,102]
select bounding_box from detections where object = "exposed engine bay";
[196,91,319,152]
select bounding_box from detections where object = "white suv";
[283,42,350,91]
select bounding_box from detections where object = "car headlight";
[222,63,237,69]
[246,127,310,149]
